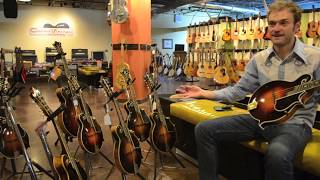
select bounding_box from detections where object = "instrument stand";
[0,158,54,180]
[144,140,185,180]
[5,102,38,180]
[184,76,199,83]
[83,149,114,179]
[121,172,146,180]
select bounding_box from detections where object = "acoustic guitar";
[144,73,176,153]
[205,49,216,79]
[30,87,87,180]
[213,52,230,85]
[190,48,198,77]
[238,16,247,41]
[196,48,206,77]
[100,78,142,175]
[248,74,319,129]
[247,16,255,40]
[231,15,239,41]
[254,13,264,39]
[306,5,318,38]
[222,17,231,41]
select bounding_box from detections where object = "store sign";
[29,23,73,36]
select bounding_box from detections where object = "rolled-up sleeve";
[213,58,260,102]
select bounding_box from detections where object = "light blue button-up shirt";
[214,38,320,128]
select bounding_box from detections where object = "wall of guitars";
[156,7,320,86]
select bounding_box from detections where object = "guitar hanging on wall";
[110,0,129,24]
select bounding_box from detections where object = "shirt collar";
[265,38,308,64]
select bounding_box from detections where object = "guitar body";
[112,125,142,175]
[238,30,247,41]
[205,66,215,78]
[247,30,255,40]
[125,101,152,142]
[306,21,318,38]
[150,112,176,153]
[196,65,205,77]
[53,154,87,180]
[213,66,230,85]
[78,114,104,154]
[248,74,313,129]
[56,87,81,137]
[254,29,264,39]
[222,29,231,41]
[0,124,30,159]
[115,63,130,89]
[263,27,271,40]
[231,30,239,40]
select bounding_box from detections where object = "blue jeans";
[194,114,312,180]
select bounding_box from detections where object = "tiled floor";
[0,75,215,180]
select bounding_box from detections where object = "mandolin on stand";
[144,73,176,153]
[100,78,142,175]
[121,69,152,142]
[53,42,104,154]
[31,87,87,180]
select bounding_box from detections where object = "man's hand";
[174,85,215,99]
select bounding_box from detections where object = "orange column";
[112,0,151,100]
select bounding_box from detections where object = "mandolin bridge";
[247,98,258,111]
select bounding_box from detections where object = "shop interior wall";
[0,6,111,63]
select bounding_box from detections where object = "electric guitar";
[248,74,318,129]
[144,73,176,153]
[100,78,142,174]
[30,87,87,180]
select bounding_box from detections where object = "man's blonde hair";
[268,0,302,23]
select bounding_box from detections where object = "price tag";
[73,98,78,106]
[104,113,112,126]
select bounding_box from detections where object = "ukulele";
[110,0,129,24]
[222,17,231,41]
[30,88,87,180]
[144,73,176,153]
[248,74,319,129]
[238,16,247,41]
[247,16,255,40]
[121,69,152,142]
[306,5,318,38]
[100,78,142,174]
[168,56,177,78]
[254,13,264,39]
[231,15,239,41]
[53,42,104,154]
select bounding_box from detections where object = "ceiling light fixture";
[195,2,260,15]
[18,0,31,2]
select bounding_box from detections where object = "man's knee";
[265,142,292,165]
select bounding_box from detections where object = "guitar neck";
[128,84,141,114]
[291,79,320,95]
[153,92,167,126]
